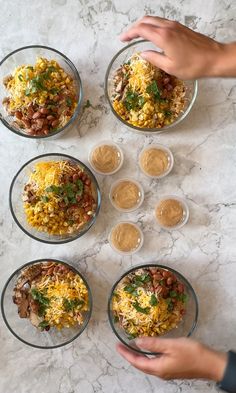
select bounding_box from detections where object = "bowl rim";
[9,152,101,244]
[138,143,174,179]
[155,195,190,230]
[1,258,93,349]
[88,139,124,175]
[104,39,198,134]
[108,221,144,255]
[109,177,144,212]
[107,263,199,355]
[0,44,83,139]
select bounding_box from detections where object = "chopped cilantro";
[133,301,150,315]
[124,285,138,296]
[169,290,178,298]
[149,294,158,306]
[63,298,84,312]
[50,87,59,95]
[164,110,172,117]
[113,315,119,323]
[146,80,161,101]
[38,320,50,329]
[76,179,84,196]
[178,293,188,303]
[66,97,72,107]
[18,74,23,81]
[41,195,49,203]
[124,90,145,111]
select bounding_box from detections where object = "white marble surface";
[0,1,236,392]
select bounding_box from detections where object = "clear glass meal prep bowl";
[1,259,93,349]
[9,153,101,244]
[105,40,198,134]
[108,263,198,355]
[0,45,83,139]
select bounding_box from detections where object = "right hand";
[117,337,227,381]
[119,16,231,79]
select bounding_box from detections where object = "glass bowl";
[109,178,144,212]
[1,259,93,349]
[9,153,101,244]
[0,45,83,139]
[108,263,198,355]
[155,195,189,231]
[139,143,174,179]
[105,40,198,134]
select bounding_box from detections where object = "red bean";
[163,77,170,85]
[47,115,55,121]
[26,128,36,135]
[22,118,31,128]
[85,178,91,186]
[41,127,49,135]
[40,107,49,115]
[35,118,44,129]
[166,84,173,91]
[167,277,173,286]
[51,119,59,128]
[15,111,23,120]
[177,283,184,293]
[162,270,170,279]
[73,174,79,182]
[32,111,41,119]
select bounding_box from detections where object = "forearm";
[212,42,236,77]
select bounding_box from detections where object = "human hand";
[119,16,236,79]
[116,337,227,381]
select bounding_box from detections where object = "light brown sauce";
[156,199,183,227]
[91,144,121,173]
[140,148,169,176]
[111,180,141,210]
[111,223,141,252]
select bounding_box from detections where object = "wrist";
[201,347,227,382]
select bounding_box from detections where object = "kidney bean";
[149,267,157,275]
[15,111,23,120]
[27,106,35,119]
[73,174,79,182]
[84,214,91,222]
[162,270,170,279]
[47,115,55,120]
[35,118,44,129]
[163,77,170,85]
[21,118,31,128]
[177,283,184,293]
[153,273,163,281]
[26,128,36,135]
[85,178,91,186]
[166,84,173,91]
[32,111,41,119]
[167,277,173,286]
[40,107,49,115]
[85,206,92,212]
[42,127,49,135]
[51,119,59,128]
[81,174,87,181]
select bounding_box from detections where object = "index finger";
[116,343,156,374]
[119,23,164,49]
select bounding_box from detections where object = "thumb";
[136,337,174,353]
[141,50,170,73]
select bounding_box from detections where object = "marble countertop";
[1,1,236,392]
